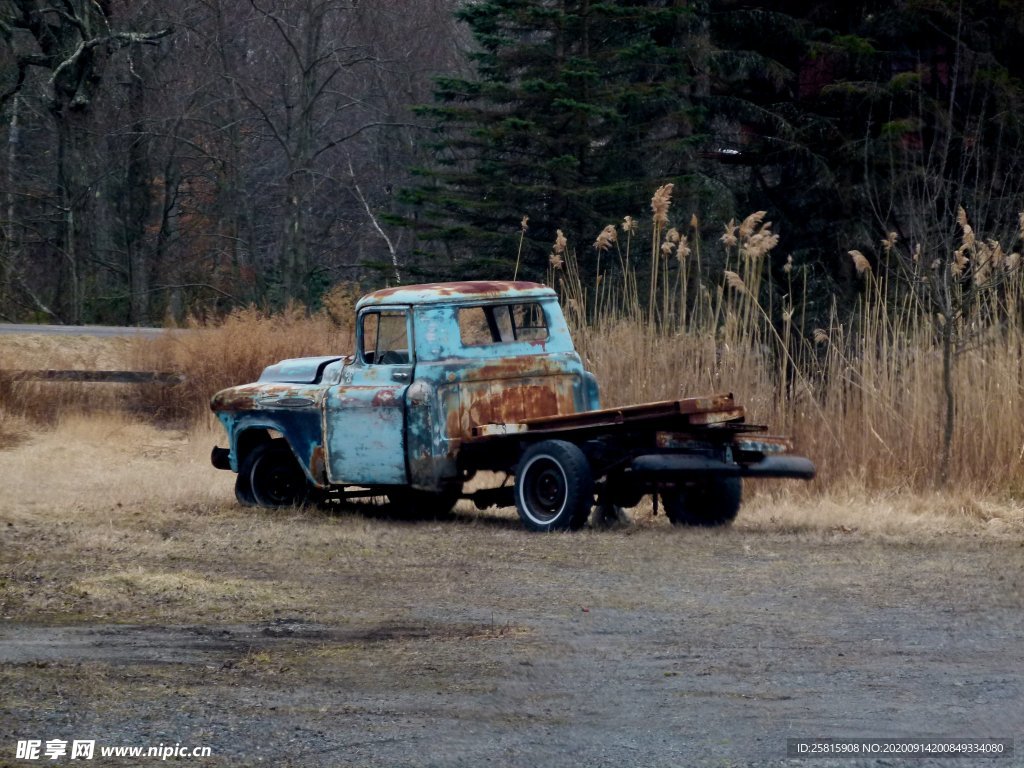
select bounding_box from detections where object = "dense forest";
[2,0,1023,324]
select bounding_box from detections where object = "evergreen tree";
[400,0,699,279]
[702,0,1024,297]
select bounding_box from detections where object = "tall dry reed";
[550,188,1024,494]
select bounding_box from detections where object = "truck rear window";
[458,303,548,346]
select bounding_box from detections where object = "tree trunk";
[2,93,18,310]
[125,74,151,325]
[282,174,309,304]
[155,155,182,322]
[54,105,92,324]
[212,0,254,295]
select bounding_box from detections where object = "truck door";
[324,307,412,485]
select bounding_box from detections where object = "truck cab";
[322,280,598,488]
[212,281,599,509]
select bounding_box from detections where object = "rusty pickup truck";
[210,280,814,531]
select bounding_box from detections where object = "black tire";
[387,484,462,520]
[662,477,742,527]
[234,469,257,506]
[515,440,594,532]
[242,440,311,508]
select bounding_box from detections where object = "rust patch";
[472,385,559,426]
[450,382,574,439]
[446,399,463,444]
[520,394,740,431]
[309,444,327,485]
[371,389,399,407]
[212,383,322,412]
[687,408,746,426]
[440,280,541,295]
[469,357,561,381]
[211,388,259,412]
[366,281,545,301]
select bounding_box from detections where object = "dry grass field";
[1,327,1023,766]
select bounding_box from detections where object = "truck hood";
[258,355,343,384]
[210,381,328,412]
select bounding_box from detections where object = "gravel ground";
[1,525,1021,768]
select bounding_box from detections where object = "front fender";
[219,411,328,488]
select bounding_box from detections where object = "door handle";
[391,370,409,382]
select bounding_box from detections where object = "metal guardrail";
[0,370,184,384]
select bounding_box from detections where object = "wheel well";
[236,428,273,465]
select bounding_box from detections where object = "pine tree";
[400,0,699,280]
[698,0,1024,307]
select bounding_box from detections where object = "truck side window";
[458,303,548,345]
[511,302,547,341]
[457,306,495,345]
[361,310,409,364]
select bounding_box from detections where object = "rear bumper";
[630,454,815,480]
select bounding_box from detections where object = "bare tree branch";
[48,27,171,88]
[348,156,400,284]
[312,121,415,161]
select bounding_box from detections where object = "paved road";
[0,323,170,338]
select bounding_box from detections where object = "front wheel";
[515,440,593,532]
[242,440,311,508]
[234,468,257,507]
[662,477,742,527]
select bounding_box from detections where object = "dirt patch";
[0,619,522,666]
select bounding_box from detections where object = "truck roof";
[357,281,555,309]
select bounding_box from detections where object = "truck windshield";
[361,310,410,364]
[458,302,548,346]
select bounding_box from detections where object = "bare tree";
[0,0,169,321]
[0,0,467,321]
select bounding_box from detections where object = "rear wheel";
[515,440,593,532]
[662,477,742,527]
[242,440,311,508]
